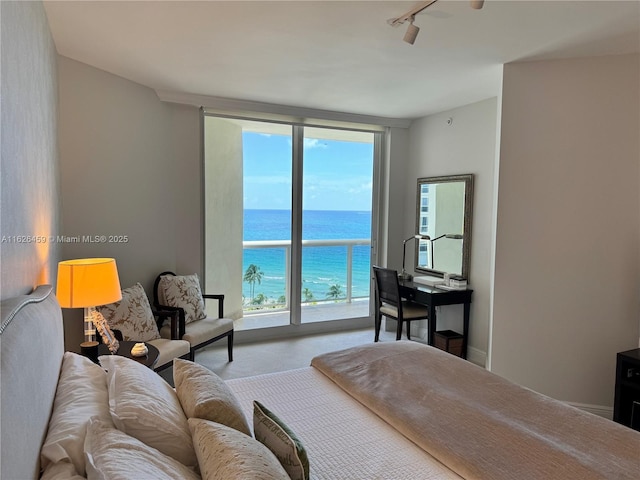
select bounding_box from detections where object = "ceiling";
[43,1,640,120]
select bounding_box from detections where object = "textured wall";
[493,54,640,409]
[404,98,499,365]
[1,1,60,299]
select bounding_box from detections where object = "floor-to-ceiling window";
[300,127,374,324]
[204,113,381,332]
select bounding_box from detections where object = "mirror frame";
[414,174,474,279]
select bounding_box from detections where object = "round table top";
[98,340,159,369]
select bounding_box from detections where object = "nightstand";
[613,348,640,431]
[98,341,159,369]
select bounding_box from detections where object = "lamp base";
[398,272,413,282]
[80,341,99,363]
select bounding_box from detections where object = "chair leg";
[374,311,382,342]
[406,320,411,340]
[227,330,234,362]
[396,318,403,341]
[189,349,195,362]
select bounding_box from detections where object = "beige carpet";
[160,327,397,385]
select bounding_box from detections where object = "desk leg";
[428,304,436,346]
[462,301,470,359]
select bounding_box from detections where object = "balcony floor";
[236,298,371,330]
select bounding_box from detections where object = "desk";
[398,280,473,359]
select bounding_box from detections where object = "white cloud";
[303,138,327,149]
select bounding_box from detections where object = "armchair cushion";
[147,338,191,370]
[160,316,234,345]
[97,283,160,342]
[157,274,207,324]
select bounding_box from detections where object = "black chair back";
[373,266,401,309]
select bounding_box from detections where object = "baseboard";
[567,402,613,420]
[466,346,486,368]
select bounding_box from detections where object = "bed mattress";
[227,367,462,480]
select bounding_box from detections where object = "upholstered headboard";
[0,285,64,479]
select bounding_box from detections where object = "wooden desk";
[398,280,473,359]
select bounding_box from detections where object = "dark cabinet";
[613,348,640,431]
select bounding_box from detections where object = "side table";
[613,348,640,431]
[98,341,159,369]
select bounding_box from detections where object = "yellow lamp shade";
[56,258,122,308]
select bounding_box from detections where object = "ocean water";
[243,209,371,304]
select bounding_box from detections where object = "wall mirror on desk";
[415,174,474,279]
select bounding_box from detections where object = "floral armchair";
[153,271,234,362]
[96,282,191,372]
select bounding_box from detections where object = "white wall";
[384,127,411,270]
[57,56,201,350]
[492,54,640,411]
[401,98,499,363]
[204,117,244,319]
[1,1,60,299]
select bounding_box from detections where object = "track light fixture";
[388,0,484,45]
[403,16,420,45]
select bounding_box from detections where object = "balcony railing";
[243,238,371,313]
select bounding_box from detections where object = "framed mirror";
[414,174,474,279]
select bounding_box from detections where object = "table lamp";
[56,258,122,350]
[401,234,430,281]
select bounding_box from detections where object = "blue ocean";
[243,209,372,304]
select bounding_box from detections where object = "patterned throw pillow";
[97,283,160,342]
[253,401,309,480]
[173,359,251,436]
[158,274,207,324]
[188,418,290,480]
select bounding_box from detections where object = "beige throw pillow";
[100,355,197,467]
[84,418,200,480]
[158,274,207,324]
[97,283,160,342]
[254,400,310,480]
[189,418,289,480]
[174,358,251,436]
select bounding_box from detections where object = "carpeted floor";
[160,327,397,385]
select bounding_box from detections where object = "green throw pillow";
[253,401,309,480]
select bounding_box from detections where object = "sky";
[243,131,374,211]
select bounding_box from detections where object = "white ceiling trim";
[155,90,413,129]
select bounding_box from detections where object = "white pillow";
[97,283,160,342]
[40,352,112,476]
[188,418,290,480]
[99,355,196,466]
[84,418,200,480]
[158,274,207,324]
[173,358,251,436]
[40,461,86,480]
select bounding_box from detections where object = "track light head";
[403,17,420,45]
[470,0,485,9]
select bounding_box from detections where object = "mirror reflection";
[415,174,473,278]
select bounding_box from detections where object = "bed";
[1,285,639,479]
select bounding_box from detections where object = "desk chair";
[373,266,430,342]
